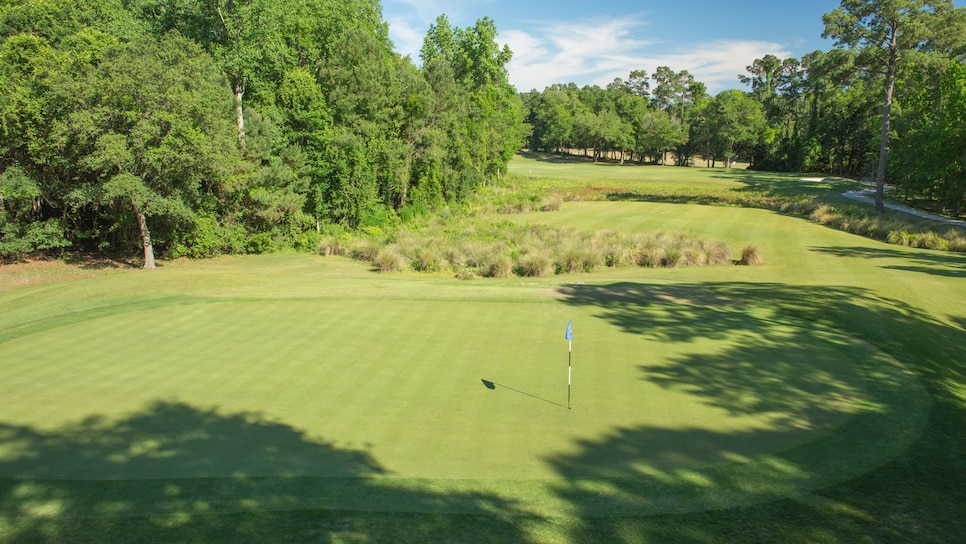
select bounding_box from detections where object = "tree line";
[524,0,966,215]
[0,1,528,266]
[3,1,965,267]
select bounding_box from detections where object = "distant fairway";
[2,159,965,541]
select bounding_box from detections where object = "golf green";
[0,254,929,517]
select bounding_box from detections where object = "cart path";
[841,189,965,226]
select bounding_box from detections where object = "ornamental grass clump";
[663,246,683,268]
[349,238,382,262]
[916,231,949,251]
[410,246,447,273]
[331,216,742,277]
[705,240,733,265]
[946,231,966,253]
[483,253,514,278]
[635,244,666,268]
[810,205,836,225]
[739,245,764,266]
[516,251,554,277]
[317,235,347,256]
[375,246,407,272]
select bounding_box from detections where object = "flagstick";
[567,339,572,410]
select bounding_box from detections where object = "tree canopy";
[0,0,527,265]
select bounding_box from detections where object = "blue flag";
[565,320,573,341]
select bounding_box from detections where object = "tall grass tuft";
[810,205,836,225]
[516,251,554,277]
[375,246,407,272]
[317,235,347,256]
[705,240,733,265]
[332,217,742,277]
[484,253,514,278]
[349,238,382,262]
[946,230,966,253]
[739,245,764,266]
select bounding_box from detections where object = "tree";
[59,33,237,268]
[638,110,688,165]
[706,90,767,168]
[892,61,966,214]
[823,0,966,212]
[419,14,526,186]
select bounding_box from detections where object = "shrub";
[516,251,554,277]
[540,194,563,212]
[810,205,835,225]
[917,231,949,251]
[946,231,966,253]
[317,234,348,256]
[246,233,275,254]
[739,245,764,266]
[374,246,406,272]
[349,238,382,262]
[483,253,514,278]
[705,240,732,265]
[410,246,447,273]
[663,247,683,268]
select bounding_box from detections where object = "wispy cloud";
[384,7,790,94]
[503,17,791,94]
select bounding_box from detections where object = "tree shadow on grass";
[0,401,533,543]
[716,171,867,201]
[552,280,966,542]
[811,245,966,279]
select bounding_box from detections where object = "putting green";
[0,268,929,517]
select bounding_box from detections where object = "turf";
[1,157,965,542]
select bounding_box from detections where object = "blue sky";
[382,0,959,94]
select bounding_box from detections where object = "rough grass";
[782,199,966,253]
[330,219,742,278]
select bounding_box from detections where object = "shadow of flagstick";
[481,379,567,408]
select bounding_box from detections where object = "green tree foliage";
[823,0,965,212]
[55,33,238,268]
[892,61,966,214]
[0,1,528,261]
[419,14,528,197]
[639,110,688,165]
[525,67,706,166]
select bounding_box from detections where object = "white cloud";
[503,17,791,94]
[384,8,791,94]
[384,0,499,61]
[385,14,426,61]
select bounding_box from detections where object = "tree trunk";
[875,35,899,214]
[136,208,156,269]
[234,80,246,149]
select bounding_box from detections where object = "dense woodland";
[0,0,528,265]
[1,0,965,266]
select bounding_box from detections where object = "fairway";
[0,200,941,522]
